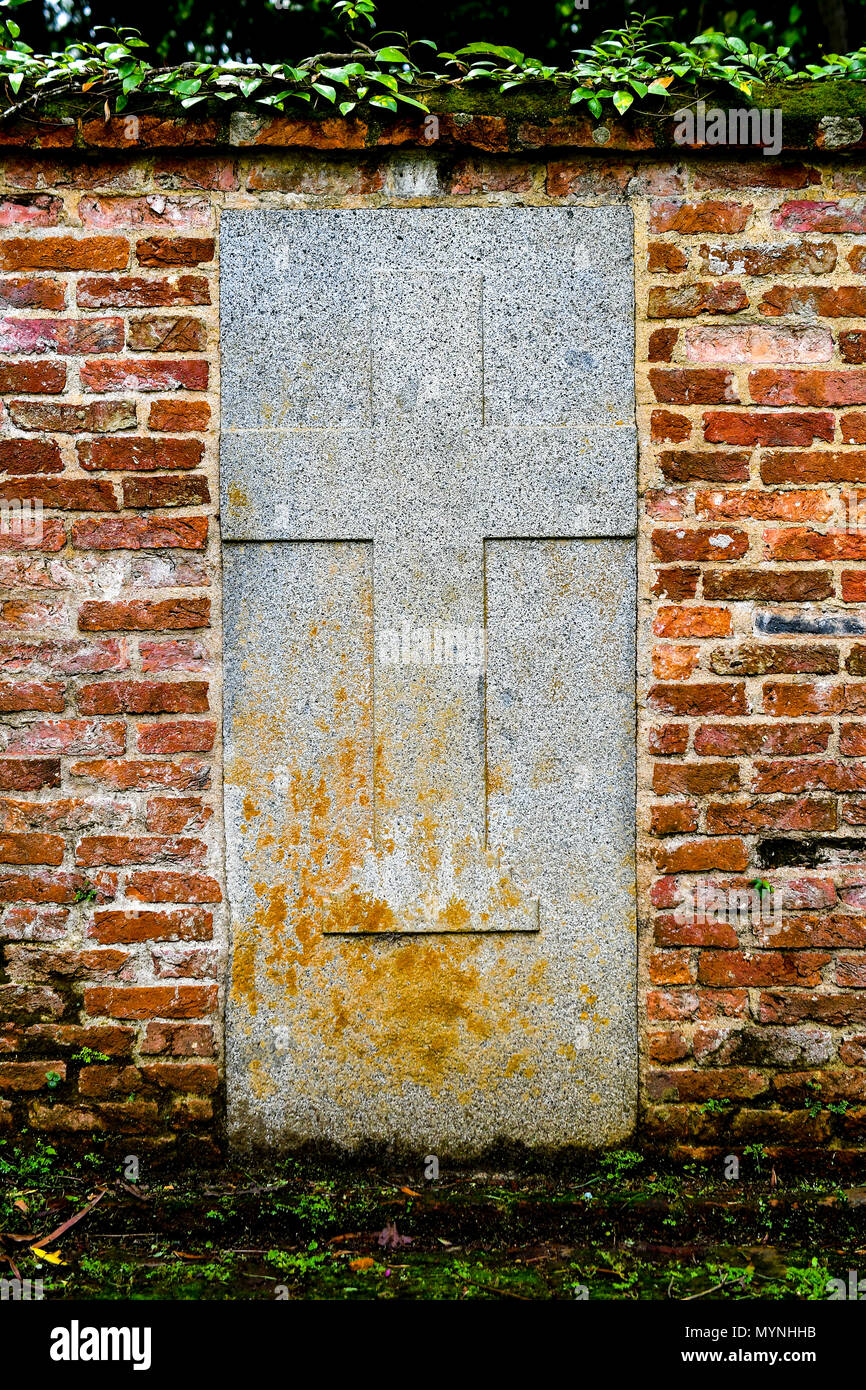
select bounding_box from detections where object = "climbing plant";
[0,0,863,124]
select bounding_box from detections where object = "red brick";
[654,838,749,872]
[0,477,118,511]
[648,724,689,756]
[841,413,866,444]
[0,681,64,712]
[126,315,207,352]
[136,236,215,266]
[699,951,829,987]
[659,450,750,483]
[75,835,205,867]
[84,984,217,1019]
[654,606,732,638]
[706,798,836,833]
[71,758,209,791]
[840,332,866,365]
[651,410,691,443]
[0,1061,66,1092]
[694,165,820,191]
[0,236,128,271]
[703,569,834,601]
[80,196,211,230]
[139,1021,214,1055]
[147,401,210,433]
[843,572,866,602]
[652,567,699,599]
[647,1068,768,1101]
[753,757,866,792]
[750,369,866,407]
[90,907,212,943]
[0,638,127,675]
[139,640,209,672]
[648,327,678,361]
[695,723,831,757]
[710,642,837,676]
[78,680,208,714]
[765,528,866,561]
[649,368,737,405]
[126,870,221,903]
[0,832,64,864]
[647,242,689,272]
[81,359,208,392]
[0,759,60,790]
[0,868,116,904]
[121,476,209,509]
[136,720,216,753]
[72,516,208,549]
[695,489,834,521]
[77,275,210,308]
[77,438,203,472]
[698,241,837,276]
[651,804,698,835]
[649,682,747,716]
[650,201,751,234]
[78,599,209,631]
[773,201,866,233]
[648,282,748,317]
[760,285,866,317]
[0,275,66,310]
[0,317,123,355]
[685,325,832,364]
[3,719,125,756]
[0,361,66,393]
[652,527,748,562]
[7,400,135,433]
[703,410,834,446]
[0,440,63,474]
[146,796,211,833]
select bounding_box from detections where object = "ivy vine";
[0,1,863,125]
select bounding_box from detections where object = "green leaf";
[454,41,525,64]
[375,46,409,63]
[612,88,634,113]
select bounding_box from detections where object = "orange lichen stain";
[249,1056,277,1100]
[328,886,396,934]
[243,795,260,822]
[227,483,250,519]
[494,876,522,910]
[230,929,258,1016]
[438,898,471,930]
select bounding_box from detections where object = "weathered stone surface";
[221,206,636,1155]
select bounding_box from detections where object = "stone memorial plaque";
[222,207,637,1152]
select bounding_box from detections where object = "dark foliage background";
[20,0,866,67]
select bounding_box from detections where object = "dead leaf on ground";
[348,1257,375,1273]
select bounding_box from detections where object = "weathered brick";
[77,438,203,471]
[77,274,210,308]
[72,516,208,549]
[0,236,128,271]
[90,908,212,943]
[136,720,216,753]
[81,359,208,392]
[84,985,217,1019]
[78,679,208,714]
[78,598,210,631]
[135,236,215,266]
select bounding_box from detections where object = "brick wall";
[0,108,864,1160]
